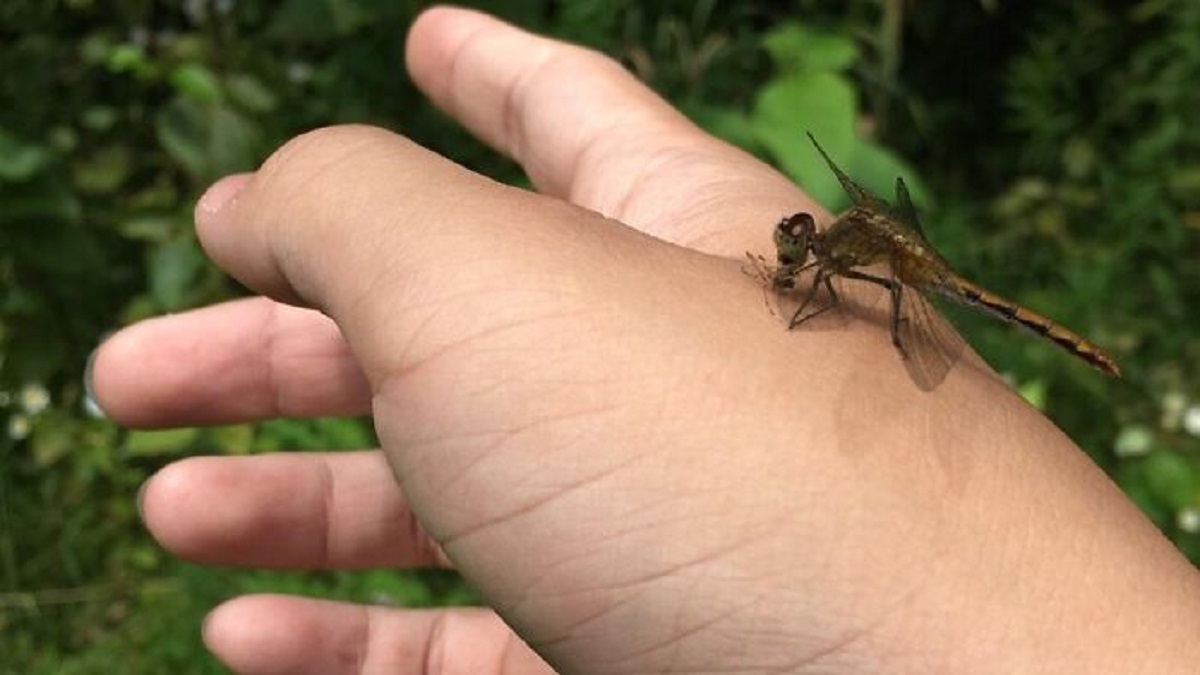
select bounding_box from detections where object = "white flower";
[1113,425,1153,458]
[1177,507,1200,534]
[1183,406,1200,438]
[7,414,31,441]
[1160,391,1187,431]
[18,383,50,415]
[286,62,314,84]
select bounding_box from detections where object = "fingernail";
[196,174,251,219]
[200,608,218,647]
[135,479,149,521]
[83,336,110,420]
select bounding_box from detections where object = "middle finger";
[142,451,448,570]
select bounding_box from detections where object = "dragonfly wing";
[806,132,886,210]
[896,284,966,391]
[893,176,931,241]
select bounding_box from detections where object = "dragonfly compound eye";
[787,212,816,235]
[776,213,815,246]
[774,212,815,268]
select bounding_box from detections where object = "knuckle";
[557,44,628,83]
[253,124,401,197]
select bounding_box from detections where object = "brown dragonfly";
[758,133,1120,386]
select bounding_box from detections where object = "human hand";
[89,6,1200,674]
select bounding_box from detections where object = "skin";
[88,6,1200,674]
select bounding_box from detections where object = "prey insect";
[762,134,1120,384]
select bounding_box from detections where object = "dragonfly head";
[774,212,816,269]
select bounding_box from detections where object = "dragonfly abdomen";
[930,278,1121,377]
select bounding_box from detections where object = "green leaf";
[148,236,206,310]
[81,106,119,132]
[762,22,857,74]
[72,145,132,194]
[123,428,200,457]
[226,74,279,113]
[1018,378,1048,409]
[4,317,68,382]
[155,99,263,181]
[268,0,376,42]
[1168,164,1200,202]
[1142,449,1199,511]
[155,100,209,179]
[683,103,761,153]
[169,64,222,104]
[1113,424,1154,458]
[1148,263,1184,318]
[29,411,75,467]
[106,42,153,77]
[0,128,53,181]
[750,72,928,214]
[211,424,256,455]
[117,213,187,243]
[851,143,931,209]
[750,71,857,207]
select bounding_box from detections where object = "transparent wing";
[895,284,966,391]
[807,133,888,211]
[892,176,931,242]
[836,262,966,391]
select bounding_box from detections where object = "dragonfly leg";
[788,268,838,329]
[823,274,840,306]
[890,284,909,357]
[838,269,909,358]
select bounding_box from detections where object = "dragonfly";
[758,133,1121,386]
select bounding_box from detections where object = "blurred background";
[2,0,1198,671]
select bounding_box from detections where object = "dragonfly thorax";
[815,208,899,272]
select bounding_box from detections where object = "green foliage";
[739,20,927,212]
[984,1,1200,491]
[4,0,1200,670]
[906,0,1200,547]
